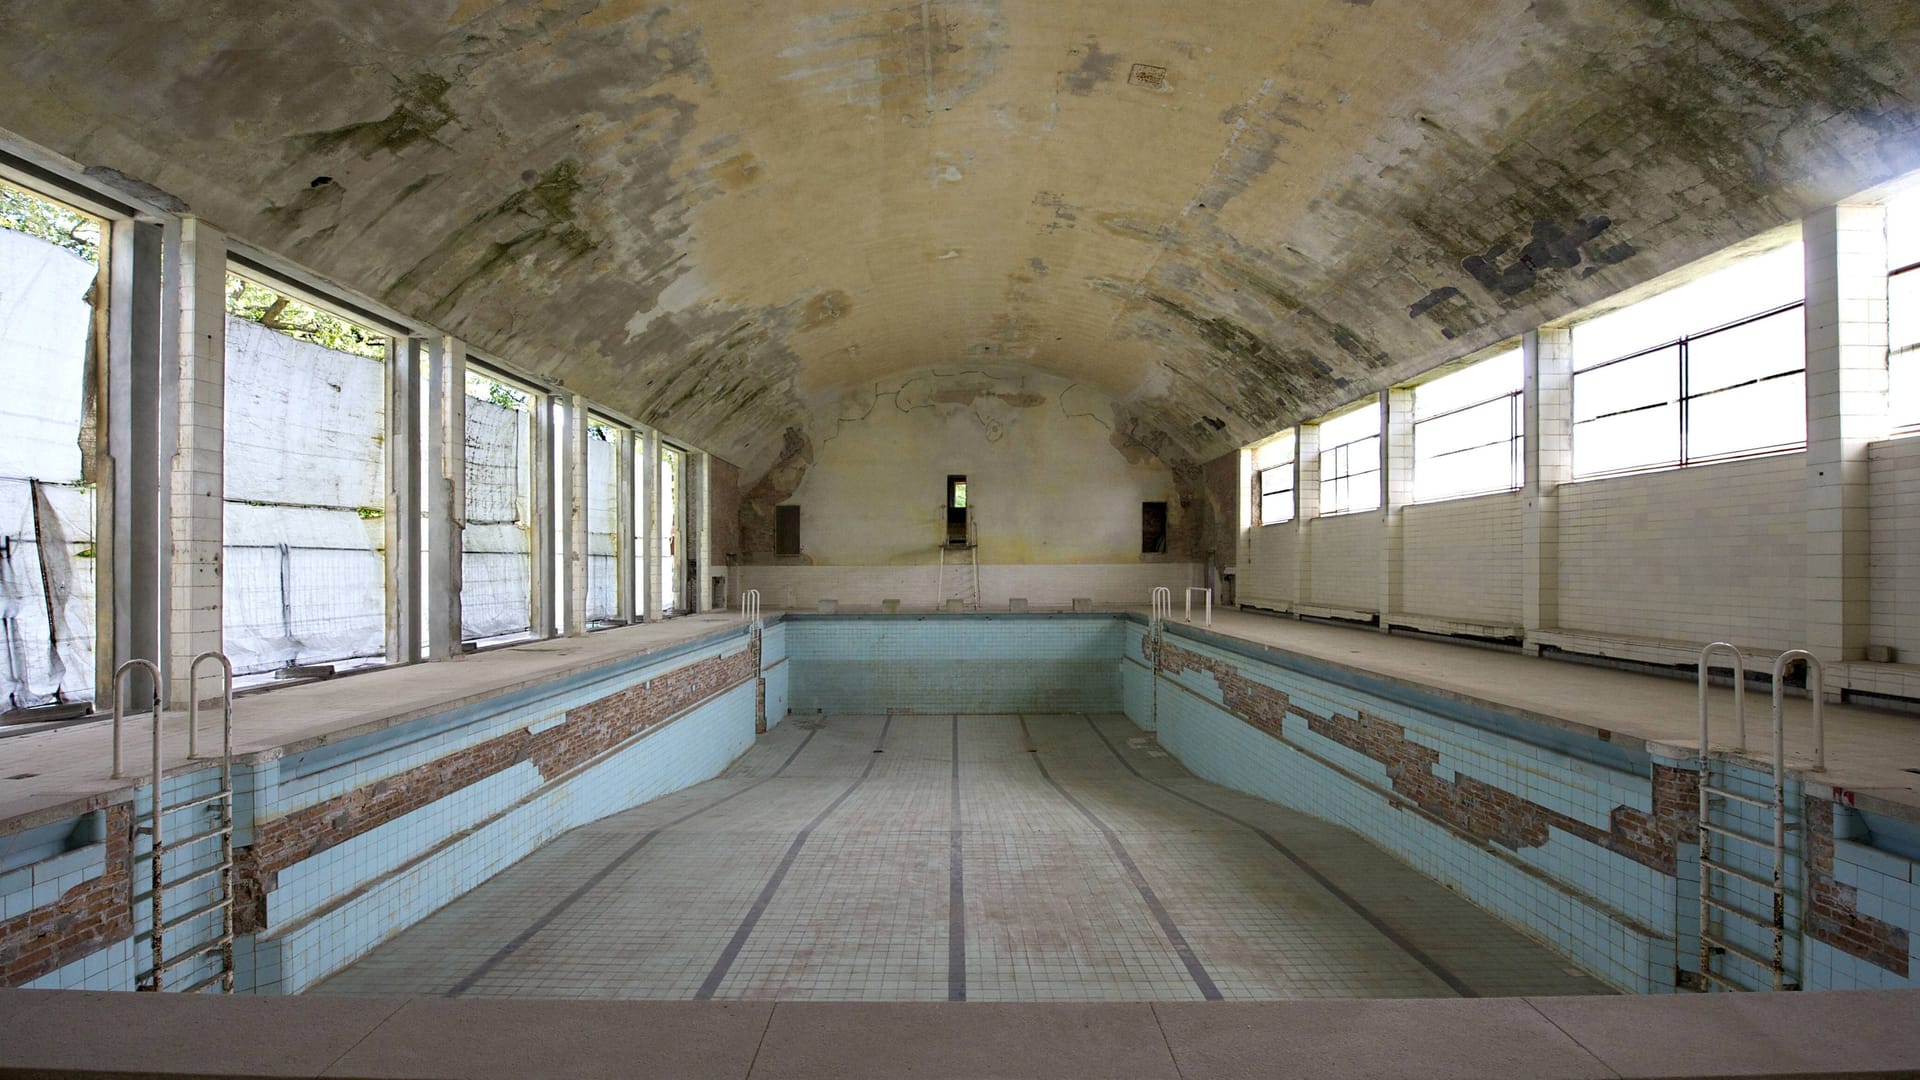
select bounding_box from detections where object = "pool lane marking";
[448,724,822,996]
[948,714,967,1001]
[1016,714,1222,1002]
[694,713,896,1000]
[1079,713,1478,998]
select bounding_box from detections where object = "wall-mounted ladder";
[1694,643,1824,992]
[115,654,238,993]
[1149,588,1172,727]
[937,542,979,611]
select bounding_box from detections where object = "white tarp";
[462,395,533,639]
[223,316,387,675]
[0,229,96,707]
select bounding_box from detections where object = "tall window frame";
[1412,346,1524,503]
[1890,187,1920,433]
[1317,402,1382,516]
[1254,432,1296,526]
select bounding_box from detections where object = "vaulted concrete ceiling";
[3,1,1918,475]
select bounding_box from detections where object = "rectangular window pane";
[1414,348,1523,420]
[1416,441,1516,503]
[1415,396,1513,459]
[1260,466,1292,496]
[1686,306,1804,394]
[1894,348,1920,431]
[1575,405,1680,477]
[1573,242,1803,367]
[1686,373,1805,462]
[585,424,620,626]
[1260,491,1293,524]
[462,373,534,642]
[1574,346,1678,423]
[1318,403,1379,447]
[1891,187,1920,272]
[1892,268,1920,354]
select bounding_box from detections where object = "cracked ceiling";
[2,0,1918,477]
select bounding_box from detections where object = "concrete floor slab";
[321,998,774,1080]
[0,989,406,1077]
[315,714,1605,1002]
[1152,998,1616,1080]
[747,1001,1179,1080]
[1527,987,1920,1077]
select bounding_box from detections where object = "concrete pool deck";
[4,987,1920,1078]
[5,604,1915,841]
[310,713,1606,1001]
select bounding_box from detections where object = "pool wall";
[1116,617,1917,994]
[5,613,1915,996]
[2,623,772,994]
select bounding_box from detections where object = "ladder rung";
[160,790,231,815]
[1700,821,1780,849]
[176,968,232,995]
[142,934,234,979]
[1703,933,1778,973]
[1703,785,1773,808]
[136,896,232,941]
[156,862,231,896]
[155,824,232,851]
[1700,969,1755,993]
[1701,857,1778,890]
[1702,894,1775,928]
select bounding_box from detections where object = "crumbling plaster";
[2,1,1916,485]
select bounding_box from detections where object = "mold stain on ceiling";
[1,0,1916,479]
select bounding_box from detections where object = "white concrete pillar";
[1521,326,1575,649]
[562,393,589,636]
[1803,204,1890,665]
[426,336,466,656]
[1379,388,1414,624]
[642,428,663,621]
[695,452,714,614]
[1235,446,1255,571]
[385,336,423,664]
[530,391,557,638]
[617,428,637,624]
[164,217,225,706]
[106,218,164,706]
[1293,422,1322,607]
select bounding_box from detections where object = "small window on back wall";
[774,504,801,556]
[1141,502,1168,554]
[1250,431,1295,525]
[1889,186,1920,431]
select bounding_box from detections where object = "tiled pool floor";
[310,714,1611,1001]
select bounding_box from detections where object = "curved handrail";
[1696,642,1748,755]
[188,652,234,762]
[1149,586,1172,625]
[743,588,762,628]
[1771,649,1826,772]
[112,659,162,780]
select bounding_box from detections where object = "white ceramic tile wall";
[1868,436,1920,662]
[1554,455,1806,652]
[736,563,1198,610]
[1306,511,1382,612]
[1402,492,1523,625]
[1238,522,1297,609]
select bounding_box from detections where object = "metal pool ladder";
[116,654,238,993]
[1694,643,1824,992]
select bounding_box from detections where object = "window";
[775,504,801,556]
[1317,402,1381,515]
[0,181,104,710]
[584,417,622,627]
[1141,502,1168,554]
[946,474,969,545]
[1572,242,1805,478]
[1890,187,1920,431]
[1413,347,1523,502]
[461,365,536,644]
[1252,432,1296,525]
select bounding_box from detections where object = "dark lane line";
[450,725,822,996]
[1016,715,1222,1002]
[948,714,967,1002]
[694,714,896,1000]
[1079,713,1477,997]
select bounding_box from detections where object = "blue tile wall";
[786,614,1123,714]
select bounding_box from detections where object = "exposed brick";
[0,804,135,987]
[1803,797,1909,977]
[1154,634,1696,874]
[232,647,752,933]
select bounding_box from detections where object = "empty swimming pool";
[313,712,1605,1001]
